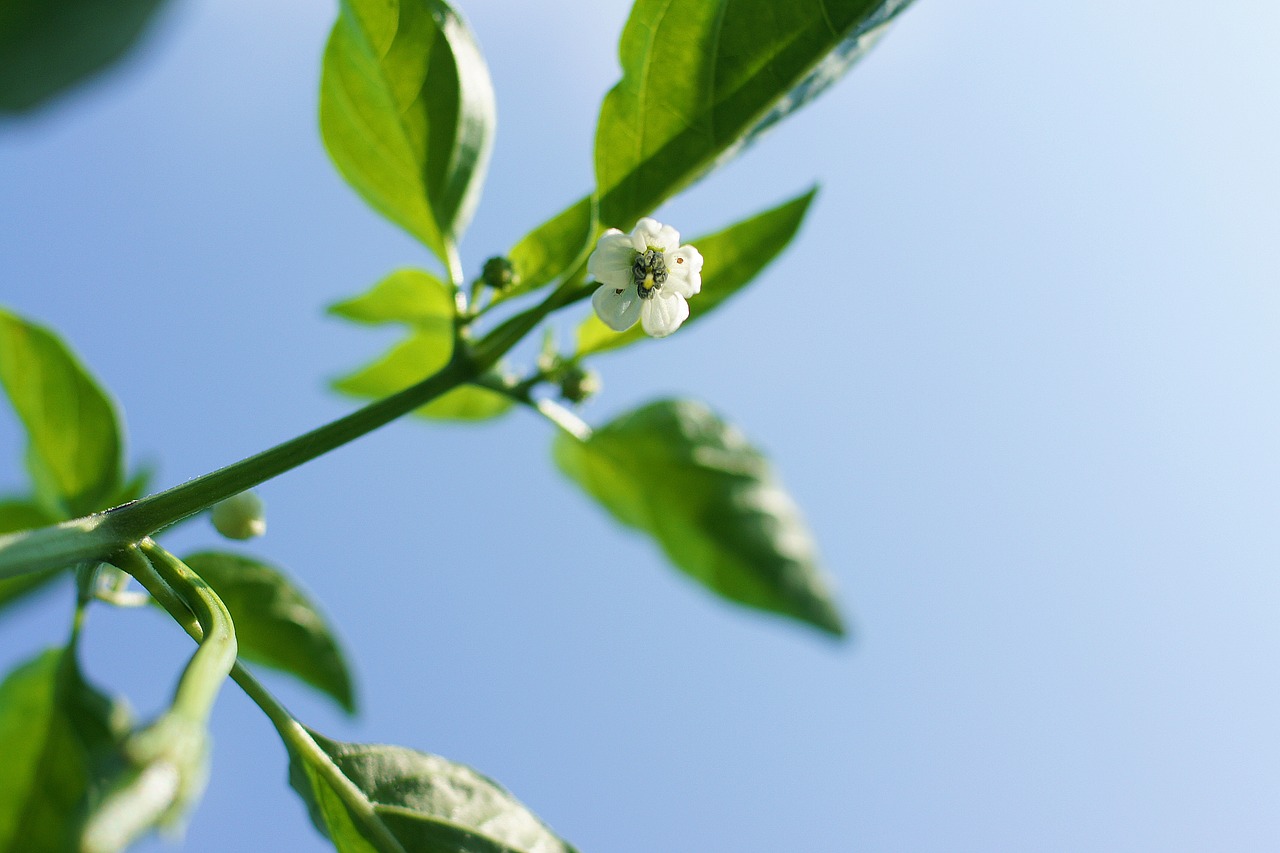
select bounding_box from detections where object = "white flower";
[588,218,704,338]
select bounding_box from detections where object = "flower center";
[632,249,668,300]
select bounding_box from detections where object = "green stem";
[119,544,406,853]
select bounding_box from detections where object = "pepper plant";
[0,0,914,849]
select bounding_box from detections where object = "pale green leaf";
[333,331,511,422]
[576,186,816,356]
[554,399,845,636]
[182,552,357,714]
[329,269,455,327]
[498,197,597,305]
[321,0,496,263]
[0,0,169,112]
[0,308,124,517]
[289,727,578,853]
[595,0,912,228]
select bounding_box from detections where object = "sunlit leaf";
[289,727,578,853]
[576,186,817,356]
[0,645,131,853]
[0,0,169,113]
[333,331,511,422]
[321,0,495,264]
[498,197,597,304]
[329,269,455,327]
[0,308,124,518]
[595,0,912,228]
[554,399,845,636]
[182,551,356,714]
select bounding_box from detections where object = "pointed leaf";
[289,727,578,853]
[181,552,357,714]
[321,0,496,262]
[334,331,511,422]
[498,197,597,305]
[595,0,912,228]
[329,270,455,327]
[554,399,845,636]
[0,0,169,113]
[0,645,131,853]
[577,186,816,356]
[0,308,124,517]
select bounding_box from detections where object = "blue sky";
[3,0,1280,850]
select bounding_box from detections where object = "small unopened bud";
[558,365,601,404]
[210,492,266,540]
[481,256,516,291]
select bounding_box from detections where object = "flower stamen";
[633,249,668,300]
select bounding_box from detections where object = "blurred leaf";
[499,197,597,304]
[0,645,131,853]
[181,552,356,714]
[0,308,123,518]
[554,399,845,636]
[0,0,169,113]
[289,727,578,853]
[576,186,817,356]
[321,0,495,264]
[334,331,511,422]
[595,0,912,228]
[329,270,455,327]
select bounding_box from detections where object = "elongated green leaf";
[576,186,816,356]
[498,197,597,304]
[181,551,356,714]
[334,331,511,422]
[321,0,495,263]
[0,308,123,518]
[0,645,131,853]
[329,269,455,327]
[595,0,912,228]
[0,0,169,112]
[555,399,844,635]
[0,501,62,615]
[289,727,578,853]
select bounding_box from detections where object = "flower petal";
[662,244,703,297]
[640,292,690,338]
[587,230,637,289]
[592,284,643,331]
[631,218,680,252]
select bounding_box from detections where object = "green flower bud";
[481,256,516,291]
[558,365,601,404]
[210,491,266,540]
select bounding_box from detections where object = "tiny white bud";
[210,491,266,540]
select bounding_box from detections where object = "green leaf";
[595,0,912,228]
[181,551,357,714]
[289,727,578,853]
[0,645,131,853]
[499,197,597,304]
[333,331,511,422]
[0,0,169,113]
[576,186,817,356]
[0,308,124,518]
[320,0,496,264]
[554,399,845,636]
[329,269,456,327]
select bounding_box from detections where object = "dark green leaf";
[320,0,496,263]
[499,197,597,304]
[576,186,817,356]
[0,0,169,113]
[554,399,845,636]
[0,308,124,517]
[181,551,357,714]
[289,727,578,853]
[595,0,912,228]
[329,269,455,327]
[0,645,131,853]
[333,331,511,422]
